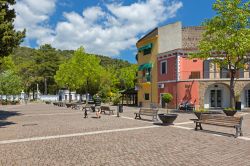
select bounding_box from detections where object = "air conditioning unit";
[158,84,164,89]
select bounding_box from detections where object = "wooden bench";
[193,114,243,138]
[65,103,73,108]
[71,103,82,110]
[53,102,58,106]
[100,106,114,115]
[82,104,94,118]
[134,108,158,121]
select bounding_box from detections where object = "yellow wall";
[137,36,159,106]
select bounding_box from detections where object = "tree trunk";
[229,70,236,109]
[69,88,71,103]
[85,79,89,104]
[32,86,35,100]
[44,77,47,95]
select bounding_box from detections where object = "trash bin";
[235,101,241,110]
[139,102,142,107]
[118,104,123,113]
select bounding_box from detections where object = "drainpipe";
[176,53,180,109]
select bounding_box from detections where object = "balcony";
[137,75,151,83]
[179,70,249,80]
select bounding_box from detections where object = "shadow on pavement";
[153,122,173,126]
[0,110,22,120]
[135,118,154,122]
[0,110,21,127]
[0,121,16,128]
[198,129,235,138]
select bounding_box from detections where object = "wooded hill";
[3,45,136,98]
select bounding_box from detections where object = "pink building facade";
[156,23,250,110]
[157,49,202,108]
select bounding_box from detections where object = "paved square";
[0,103,250,165]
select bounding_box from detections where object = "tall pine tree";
[0,0,25,57]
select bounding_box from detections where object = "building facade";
[137,22,186,107]
[157,23,250,109]
[137,22,250,109]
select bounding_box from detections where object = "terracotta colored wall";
[158,81,200,109]
[158,56,177,82]
[179,57,203,80]
[158,82,177,108]
[176,81,200,106]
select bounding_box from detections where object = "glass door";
[246,90,250,107]
[210,90,222,108]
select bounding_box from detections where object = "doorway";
[245,90,250,107]
[210,90,222,108]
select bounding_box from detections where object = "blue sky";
[14,0,216,63]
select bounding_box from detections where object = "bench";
[193,114,243,138]
[100,106,114,115]
[65,103,73,108]
[71,103,82,110]
[134,108,158,121]
[82,104,94,118]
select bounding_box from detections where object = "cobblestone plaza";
[0,103,250,165]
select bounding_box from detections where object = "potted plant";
[158,93,178,124]
[223,107,237,116]
[193,108,209,119]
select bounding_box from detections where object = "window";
[142,68,151,81]
[144,93,150,100]
[143,48,151,55]
[203,60,210,78]
[189,71,200,79]
[161,61,167,75]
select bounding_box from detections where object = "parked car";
[179,101,195,111]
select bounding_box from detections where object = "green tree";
[55,47,104,102]
[0,56,16,72]
[0,0,25,57]
[11,45,62,96]
[191,0,250,108]
[0,70,23,96]
[35,44,61,94]
[118,65,137,90]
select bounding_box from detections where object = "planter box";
[194,112,211,119]
[223,110,237,116]
[158,114,178,124]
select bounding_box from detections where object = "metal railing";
[138,71,250,83]
[178,71,249,80]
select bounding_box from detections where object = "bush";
[224,107,235,111]
[2,101,7,105]
[194,108,208,112]
[112,93,121,105]
[162,93,173,104]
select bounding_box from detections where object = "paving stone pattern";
[0,103,250,165]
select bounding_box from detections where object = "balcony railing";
[179,71,249,80]
[138,71,250,84]
[137,75,151,83]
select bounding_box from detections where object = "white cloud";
[14,0,183,56]
[14,0,56,45]
[83,7,106,23]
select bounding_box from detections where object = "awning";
[138,43,153,51]
[138,63,152,71]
